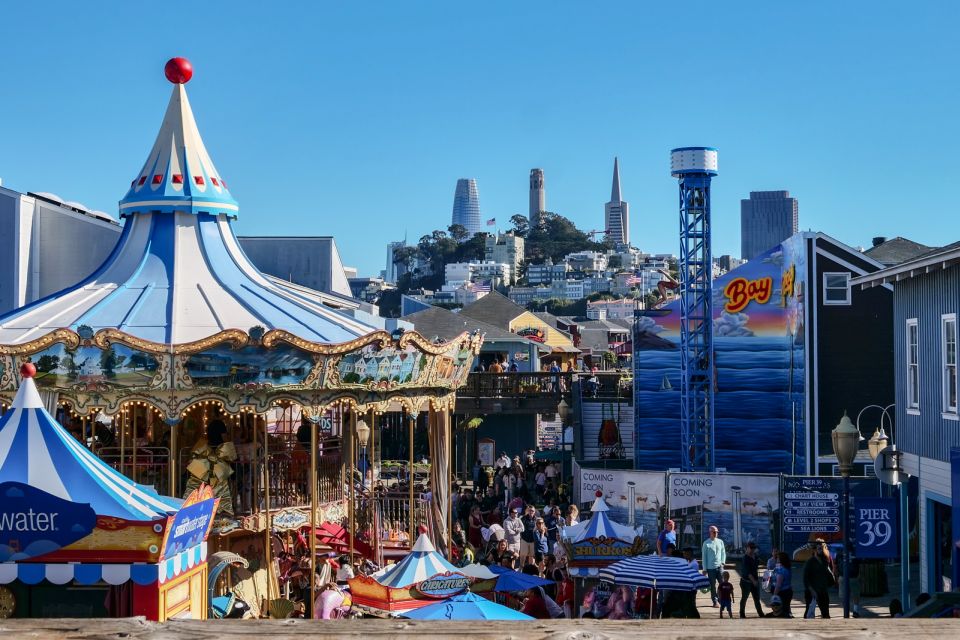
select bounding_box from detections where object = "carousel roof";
[371,533,461,589]
[0,370,181,520]
[0,57,376,347]
[563,496,637,543]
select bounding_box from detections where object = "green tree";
[447,224,469,243]
[100,346,119,379]
[509,214,529,238]
[525,212,605,264]
[35,354,60,374]
[602,350,617,368]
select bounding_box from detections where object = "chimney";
[872,236,886,247]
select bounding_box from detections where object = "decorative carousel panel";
[27,342,162,393]
[325,336,477,392]
[182,343,315,390]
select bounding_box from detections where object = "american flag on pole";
[625,274,643,286]
[469,279,492,293]
[486,218,496,226]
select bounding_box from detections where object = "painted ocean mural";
[634,238,808,474]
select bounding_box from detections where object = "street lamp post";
[557,399,572,479]
[862,404,909,609]
[832,412,860,619]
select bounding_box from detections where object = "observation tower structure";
[670,147,718,472]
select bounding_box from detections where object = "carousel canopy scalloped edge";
[0,326,483,420]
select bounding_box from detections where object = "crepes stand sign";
[414,572,471,599]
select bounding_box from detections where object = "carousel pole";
[132,405,138,482]
[309,409,318,617]
[348,408,356,568]
[368,407,378,566]
[263,413,273,608]
[168,418,179,496]
[252,411,259,514]
[119,405,126,477]
[447,407,453,562]
[408,412,415,545]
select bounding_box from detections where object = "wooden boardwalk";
[3,618,957,640]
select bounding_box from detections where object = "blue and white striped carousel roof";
[563,497,638,543]
[371,534,461,589]
[0,59,376,346]
[0,374,181,520]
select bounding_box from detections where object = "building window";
[907,318,919,411]
[823,272,851,305]
[943,314,957,414]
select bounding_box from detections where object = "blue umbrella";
[597,555,709,591]
[403,591,534,620]
[488,565,555,592]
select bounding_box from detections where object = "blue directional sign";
[855,497,898,559]
[780,476,881,558]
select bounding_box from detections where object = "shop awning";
[0,542,206,586]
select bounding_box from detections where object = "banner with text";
[578,469,666,550]
[667,473,779,555]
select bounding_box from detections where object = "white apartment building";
[484,232,524,284]
[587,299,637,320]
[564,251,608,273]
[444,260,511,288]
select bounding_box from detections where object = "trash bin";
[859,559,888,597]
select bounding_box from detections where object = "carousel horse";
[314,583,353,620]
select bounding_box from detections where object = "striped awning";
[0,542,206,586]
[0,376,181,521]
[371,534,460,589]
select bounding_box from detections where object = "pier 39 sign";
[0,481,97,561]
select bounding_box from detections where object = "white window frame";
[942,313,958,418]
[907,318,920,414]
[822,272,852,305]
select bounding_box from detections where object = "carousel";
[0,58,479,616]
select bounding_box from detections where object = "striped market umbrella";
[597,555,709,591]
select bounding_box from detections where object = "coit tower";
[529,168,545,225]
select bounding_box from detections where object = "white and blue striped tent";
[563,496,638,544]
[0,374,181,521]
[597,555,710,591]
[371,534,461,589]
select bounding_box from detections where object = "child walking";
[718,571,735,618]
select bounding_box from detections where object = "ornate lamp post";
[832,412,860,619]
[356,418,371,479]
[557,399,572,479]
[862,404,909,608]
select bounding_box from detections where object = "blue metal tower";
[671,147,718,472]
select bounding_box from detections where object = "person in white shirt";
[496,452,511,470]
[545,462,558,482]
[503,507,525,568]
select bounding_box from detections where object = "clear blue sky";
[2,2,956,276]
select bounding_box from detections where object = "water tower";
[671,147,718,472]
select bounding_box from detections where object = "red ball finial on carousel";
[164,57,193,84]
[417,524,429,535]
[595,490,603,498]
[20,362,36,379]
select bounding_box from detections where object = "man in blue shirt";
[701,525,727,607]
[656,519,677,557]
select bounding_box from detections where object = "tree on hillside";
[510,214,529,238]
[525,212,605,264]
[448,224,469,243]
